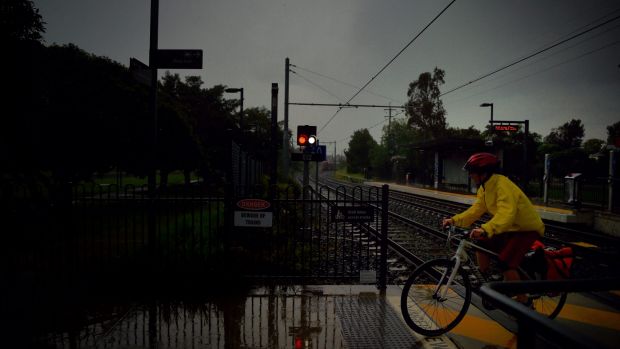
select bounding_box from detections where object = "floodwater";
[30,286,345,349]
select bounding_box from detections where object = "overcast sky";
[35,0,620,153]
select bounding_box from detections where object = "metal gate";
[232,184,389,287]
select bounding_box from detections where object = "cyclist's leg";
[476,251,491,273]
[497,231,540,303]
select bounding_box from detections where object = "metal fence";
[2,183,226,280]
[2,182,389,284]
[480,278,620,349]
[234,184,388,284]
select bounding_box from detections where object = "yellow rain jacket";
[451,174,544,237]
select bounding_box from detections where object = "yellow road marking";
[570,241,598,248]
[453,314,517,349]
[558,303,620,331]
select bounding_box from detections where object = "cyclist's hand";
[442,218,454,228]
[470,228,487,240]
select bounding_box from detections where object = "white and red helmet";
[463,153,500,173]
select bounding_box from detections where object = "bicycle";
[400,226,567,336]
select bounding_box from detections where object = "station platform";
[54,284,619,349]
[365,181,588,224]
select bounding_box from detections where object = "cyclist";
[442,152,544,305]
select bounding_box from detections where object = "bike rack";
[480,278,620,349]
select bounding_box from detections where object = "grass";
[334,169,366,183]
[90,170,200,186]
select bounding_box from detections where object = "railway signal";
[297,125,317,146]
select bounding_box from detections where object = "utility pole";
[384,104,394,156]
[270,83,278,198]
[148,0,159,195]
[283,58,290,179]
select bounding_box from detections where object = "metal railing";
[480,278,620,349]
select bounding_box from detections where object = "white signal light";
[308,135,317,145]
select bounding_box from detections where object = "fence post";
[609,150,615,212]
[379,184,389,292]
[543,154,550,205]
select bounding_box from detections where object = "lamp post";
[480,102,493,123]
[225,88,244,130]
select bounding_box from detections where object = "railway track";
[317,177,620,281]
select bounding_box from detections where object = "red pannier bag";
[527,241,574,280]
[543,246,574,280]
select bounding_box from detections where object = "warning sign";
[331,206,374,223]
[234,211,273,227]
[234,198,273,227]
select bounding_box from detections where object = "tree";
[405,68,447,139]
[446,126,481,140]
[583,138,605,155]
[344,129,378,174]
[544,119,585,148]
[607,121,620,147]
[381,118,419,157]
[1,0,45,42]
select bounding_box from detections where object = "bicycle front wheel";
[400,258,472,336]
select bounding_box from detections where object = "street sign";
[130,58,152,87]
[156,49,203,69]
[331,205,375,223]
[234,198,273,227]
[291,152,323,162]
[304,145,327,161]
[494,124,519,132]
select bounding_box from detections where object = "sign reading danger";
[331,206,375,223]
[235,198,273,227]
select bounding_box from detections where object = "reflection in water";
[38,287,344,349]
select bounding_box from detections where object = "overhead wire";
[291,64,401,103]
[448,26,620,103]
[289,69,345,102]
[440,12,620,97]
[318,0,458,133]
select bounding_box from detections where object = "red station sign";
[494,125,519,132]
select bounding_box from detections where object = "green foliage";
[344,129,378,173]
[381,118,420,156]
[607,121,620,146]
[1,0,45,42]
[446,126,482,140]
[544,119,585,148]
[583,138,605,155]
[370,144,391,179]
[405,68,447,139]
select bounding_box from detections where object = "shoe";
[519,298,535,310]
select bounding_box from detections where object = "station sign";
[156,49,203,69]
[234,198,272,227]
[331,205,375,223]
[493,124,519,132]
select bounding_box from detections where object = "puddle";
[32,286,345,348]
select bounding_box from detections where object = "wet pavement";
[32,285,447,349]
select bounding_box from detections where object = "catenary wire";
[291,64,402,103]
[440,13,620,97]
[451,39,620,104]
[290,69,345,102]
[318,0,457,133]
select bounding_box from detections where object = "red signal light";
[298,135,308,145]
[294,337,303,349]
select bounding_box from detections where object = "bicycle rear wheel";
[400,258,472,336]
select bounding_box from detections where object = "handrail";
[480,278,620,349]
